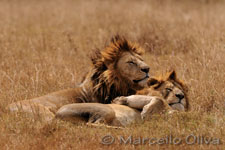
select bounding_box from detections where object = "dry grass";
[0,0,224,149]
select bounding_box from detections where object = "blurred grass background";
[0,0,224,149]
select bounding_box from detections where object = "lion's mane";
[89,35,144,104]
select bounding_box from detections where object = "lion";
[7,35,150,122]
[55,70,189,127]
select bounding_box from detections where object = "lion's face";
[147,71,189,111]
[117,52,150,90]
[158,80,187,111]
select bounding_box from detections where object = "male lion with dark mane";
[7,36,150,122]
[56,70,189,127]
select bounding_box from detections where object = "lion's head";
[137,70,189,111]
[90,35,150,103]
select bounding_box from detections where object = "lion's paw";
[112,96,128,105]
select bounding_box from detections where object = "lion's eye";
[127,61,136,65]
[166,88,172,92]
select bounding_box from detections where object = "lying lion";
[56,70,189,127]
[7,36,150,122]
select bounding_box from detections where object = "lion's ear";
[102,58,112,68]
[168,70,177,80]
[147,78,160,86]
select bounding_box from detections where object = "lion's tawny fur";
[56,71,189,126]
[7,35,150,122]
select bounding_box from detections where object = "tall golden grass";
[0,0,224,149]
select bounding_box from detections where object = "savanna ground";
[0,0,224,149]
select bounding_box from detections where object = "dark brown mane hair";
[90,35,144,104]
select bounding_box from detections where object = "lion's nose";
[141,67,150,74]
[176,93,184,100]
